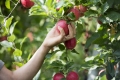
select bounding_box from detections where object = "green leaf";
[0,41,13,47]
[85,33,100,48]
[5,16,14,29]
[58,44,65,51]
[13,62,23,67]
[106,61,115,77]
[56,0,64,9]
[7,34,16,42]
[84,9,98,17]
[107,0,114,8]
[113,50,120,56]
[5,0,10,9]
[13,49,22,56]
[20,37,27,50]
[85,56,96,62]
[10,21,18,35]
[106,11,120,21]
[71,49,79,54]
[45,0,53,8]
[76,22,84,39]
[67,12,76,20]
[29,5,48,16]
[101,2,109,14]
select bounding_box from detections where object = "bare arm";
[0,24,76,80]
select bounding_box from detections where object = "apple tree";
[1,0,120,80]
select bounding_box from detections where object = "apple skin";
[64,37,76,50]
[79,5,87,13]
[56,20,69,36]
[66,71,79,80]
[69,6,81,20]
[97,19,103,24]
[53,73,65,80]
[0,36,7,41]
[21,0,34,8]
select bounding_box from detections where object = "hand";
[42,23,76,49]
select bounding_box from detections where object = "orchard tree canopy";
[0,0,120,80]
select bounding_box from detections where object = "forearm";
[13,44,50,80]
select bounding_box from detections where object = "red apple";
[97,19,102,24]
[21,0,34,8]
[53,73,65,80]
[66,71,79,80]
[64,37,76,50]
[69,6,81,20]
[55,20,69,35]
[79,5,87,13]
[0,36,7,41]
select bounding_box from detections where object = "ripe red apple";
[0,36,7,41]
[66,71,79,80]
[56,20,69,35]
[69,6,81,20]
[79,5,87,13]
[97,19,102,24]
[53,73,65,80]
[64,37,76,50]
[21,0,34,8]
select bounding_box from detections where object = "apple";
[69,6,81,20]
[66,71,79,80]
[0,36,7,41]
[64,37,76,50]
[97,19,102,24]
[79,5,87,13]
[21,0,34,8]
[53,73,65,80]
[56,20,69,35]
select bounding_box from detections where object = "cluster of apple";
[20,0,34,9]
[55,3,87,50]
[53,71,79,80]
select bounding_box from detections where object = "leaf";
[58,44,65,51]
[101,2,109,14]
[67,12,76,20]
[13,62,23,67]
[76,22,84,39]
[71,49,79,54]
[20,37,27,50]
[106,61,115,77]
[0,41,13,47]
[55,0,64,9]
[107,0,114,8]
[7,34,16,42]
[10,21,18,35]
[85,56,96,62]
[85,33,100,48]
[84,9,98,17]
[29,5,48,16]
[106,11,120,21]
[5,0,10,9]
[13,49,22,56]
[113,50,120,56]
[5,16,14,29]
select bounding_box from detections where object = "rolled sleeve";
[0,60,4,70]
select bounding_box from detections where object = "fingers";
[57,23,76,42]
[64,23,76,41]
[70,22,76,35]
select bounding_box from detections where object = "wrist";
[41,43,51,51]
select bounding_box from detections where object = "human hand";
[42,23,76,49]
